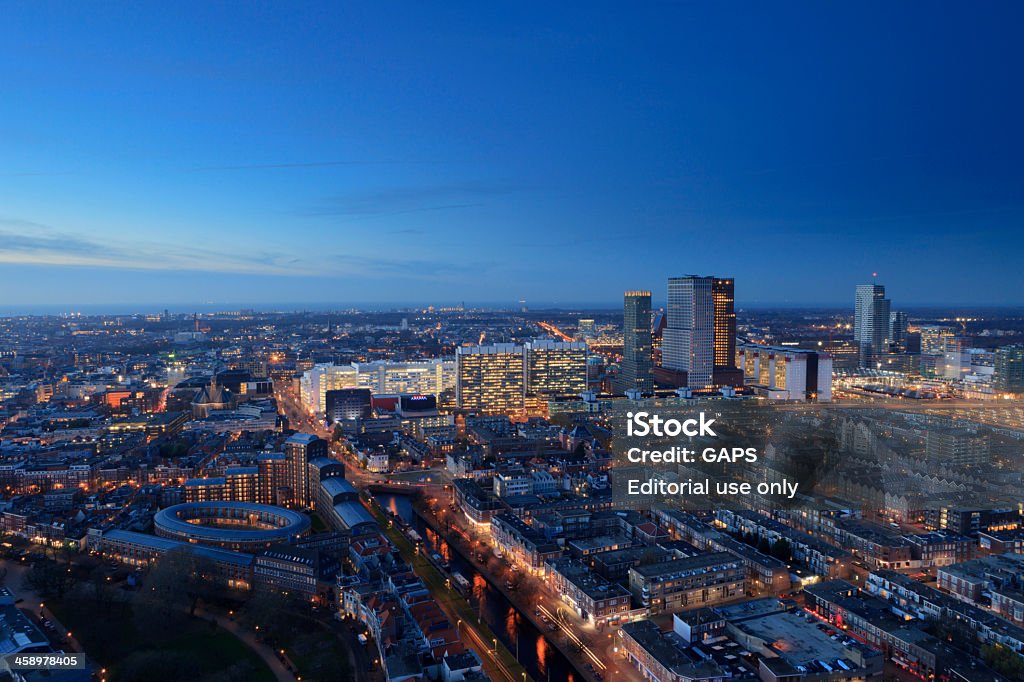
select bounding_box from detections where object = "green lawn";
[309,512,329,533]
[47,597,276,682]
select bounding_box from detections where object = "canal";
[375,493,581,682]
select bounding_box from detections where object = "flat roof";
[632,552,740,578]
[154,501,310,542]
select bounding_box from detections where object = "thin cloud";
[1,171,77,177]
[186,160,369,172]
[303,203,484,217]
[0,218,478,281]
[0,224,308,276]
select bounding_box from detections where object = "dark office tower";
[854,284,891,368]
[994,345,1024,394]
[284,432,327,509]
[712,278,736,368]
[652,310,667,367]
[616,291,654,394]
[325,388,372,424]
[889,311,909,352]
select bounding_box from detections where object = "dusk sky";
[3,2,1023,310]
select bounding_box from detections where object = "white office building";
[663,276,715,388]
[737,343,832,401]
[300,359,455,414]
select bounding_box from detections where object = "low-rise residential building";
[254,544,339,603]
[490,513,562,574]
[628,552,744,615]
[619,619,728,682]
[545,556,632,625]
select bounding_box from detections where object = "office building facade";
[301,359,455,413]
[854,284,891,367]
[663,276,715,388]
[616,291,654,394]
[736,343,832,401]
[456,343,525,414]
[284,433,328,508]
[325,388,373,424]
[524,340,588,397]
[995,345,1024,394]
[919,325,958,355]
[711,278,736,370]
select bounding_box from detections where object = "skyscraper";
[889,311,909,352]
[616,291,654,394]
[663,276,714,388]
[711,277,737,374]
[284,432,328,508]
[524,340,588,397]
[456,343,525,413]
[854,284,891,367]
[994,345,1024,394]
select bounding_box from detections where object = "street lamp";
[492,638,497,653]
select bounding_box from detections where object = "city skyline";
[4,3,1024,308]
[4,5,1024,682]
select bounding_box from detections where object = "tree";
[981,643,1024,680]
[133,548,194,638]
[23,558,75,599]
[89,570,119,617]
[240,589,306,642]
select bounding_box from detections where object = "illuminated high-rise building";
[284,433,327,508]
[351,358,455,396]
[712,278,736,370]
[616,291,654,394]
[456,343,525,414]
[257,452,288,506]
[663,276,714,388]
[225,466,258,502]
[918,325,958,355]
[854,284,891,367]
[524,340,587,397]
[300,364,358,412]
[301,359,455,413]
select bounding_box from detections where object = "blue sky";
[2,2,1023,310]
